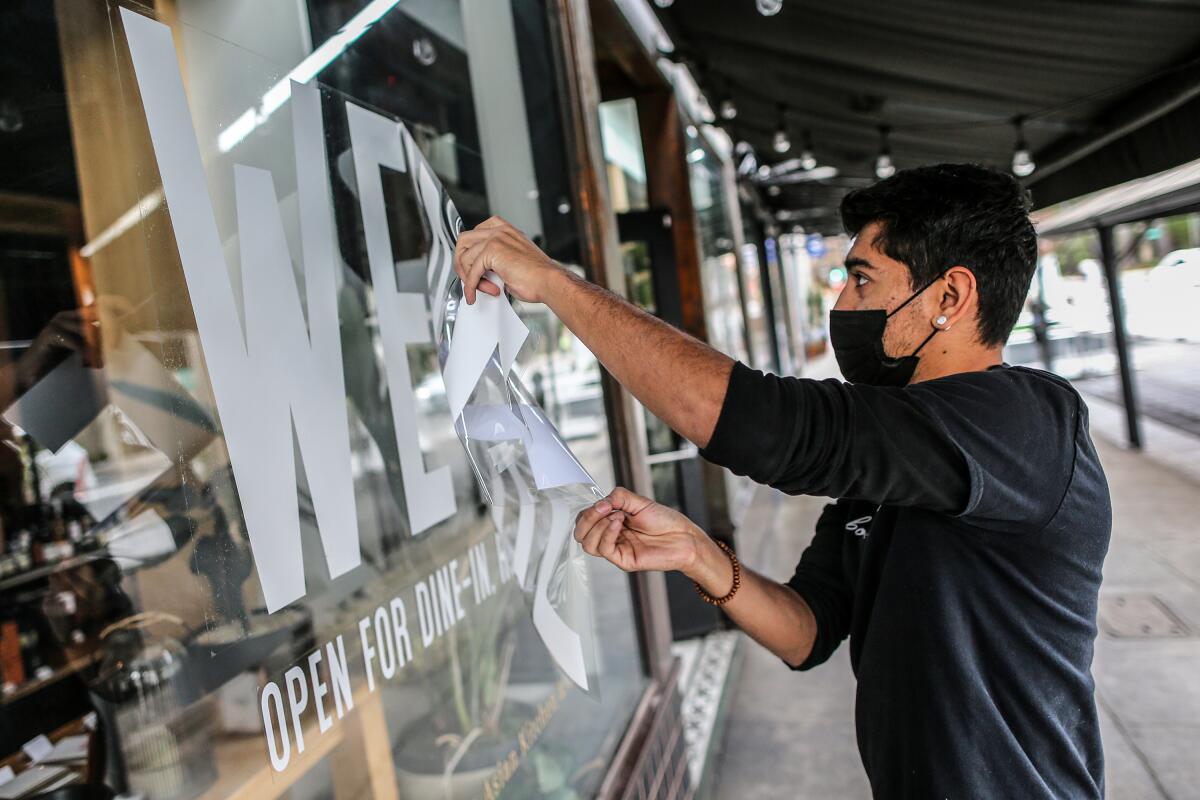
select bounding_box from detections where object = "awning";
[651,0,1200,233]
[1035,158,1200,237]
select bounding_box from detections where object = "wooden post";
[635,90,709,344]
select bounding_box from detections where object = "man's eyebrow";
[845,257,876,272]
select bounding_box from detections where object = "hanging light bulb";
[767,185,782,197]
[654,0,674,7]
[772,105,791,153]
[757,164,772,179]
[875,125,896,179]
[799,129,817,170]
[772,128,791,153]
[412,37,437,66]
[757,0,783,15]
[1011,116,1036,177]
[719,97,738,120]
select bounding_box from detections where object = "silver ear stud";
[935,315,948,327]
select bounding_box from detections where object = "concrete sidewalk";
[710,393,1200,799]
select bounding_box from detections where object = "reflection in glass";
[0,1,646,798]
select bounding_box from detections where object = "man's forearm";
[542,268,733,447]
[688,535,818,668]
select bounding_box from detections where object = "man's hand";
[455,217,731,448]
[453,216,565,305]
[578,489,818,668]
[574,487,735,597]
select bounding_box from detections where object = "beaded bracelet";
[693,540,741,606]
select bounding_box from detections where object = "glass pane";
[0,2,646,797]
[618,240,678,457]
[1025,219,1200,437]
[598,99,649,215]
[738,242,774,373]
[686,126,750,363]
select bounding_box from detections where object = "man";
[454,164,1110,798]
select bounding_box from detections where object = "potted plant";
[394,563,544,799]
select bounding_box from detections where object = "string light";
[799,129,817,170]
[735,141,758,177]
[757,0,783,15]
[703,55,1200,184]
[719,97,738,120]
[654,0,674,7]
[875,125,895,179]
[1011,116,1036,177]
[772,105,791,153]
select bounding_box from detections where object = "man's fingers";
[606,487,652,516]
[476,216,508,230]
[460,252,486,304]
[455,230,497,303]
[596,520,623,561]
[478,278,502,297]
[456,228,495,252]
[452,239,470,287]
[580,513,618,555]
[574,507,602,540]
[459,234,491,275]
[463,258,495,305]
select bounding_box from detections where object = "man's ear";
[933,266,977,331]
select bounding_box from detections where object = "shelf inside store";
[0,548,110,595]
[0,652,99,707]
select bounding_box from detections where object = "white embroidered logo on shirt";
[845,516,873,538]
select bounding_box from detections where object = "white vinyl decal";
[532,500,589,689]
[345,102,457,535]
[120,9,595,691]
[121,10,359,613]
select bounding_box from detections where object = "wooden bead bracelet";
[693,539,741,606]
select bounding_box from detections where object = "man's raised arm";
[454,217,733,447]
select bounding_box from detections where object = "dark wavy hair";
[840,163,1037,347]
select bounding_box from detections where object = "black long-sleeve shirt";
[700,362,1111,799]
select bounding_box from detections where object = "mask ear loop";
[885,270,948,319]
[909,326,940,356]
[884,269,950,357]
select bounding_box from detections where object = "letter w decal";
[122,10,359,612]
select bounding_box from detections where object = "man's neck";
[910,345,1005,384]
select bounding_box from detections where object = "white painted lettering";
[374,606,397,680]
[261,681,290,772]
[449,559,467,621]
[326,636,354,717]
[307,649,332,734]
[415,580,437,647]
[358,616,377,692]
[389,597,413,666]
[283,666,309,754]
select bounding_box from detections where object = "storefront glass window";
[0,2,645,797]
[736,242,775,373]
[685,127,750,364]
[597,99,649,215]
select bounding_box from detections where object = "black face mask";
[829,279,942,387]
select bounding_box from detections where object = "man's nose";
[832,286,856,311]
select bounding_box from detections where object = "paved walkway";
[1075,340,1200,440]
[711,390,1200,799]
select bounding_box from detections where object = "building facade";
[0,1,787,797]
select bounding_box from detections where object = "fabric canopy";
[653,0,1200,233]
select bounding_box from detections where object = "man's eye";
[855,273,869,287]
